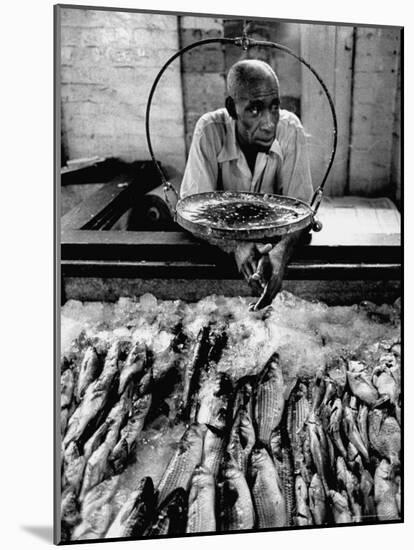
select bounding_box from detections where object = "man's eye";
[271,103,280,113]
[248,106,260,116]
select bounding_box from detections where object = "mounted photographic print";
[56,3,402,545]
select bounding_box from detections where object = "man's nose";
[261,110,276,130]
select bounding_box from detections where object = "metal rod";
[145,35,338,218]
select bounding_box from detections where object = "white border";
[2,1,410,549]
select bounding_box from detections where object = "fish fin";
[373,396,390,408]
[205,423,225,437]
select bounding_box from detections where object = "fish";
[346,361,379,406]
[61,408,70,437]
[156,423,205,506]
[202,423,226,479]
[347,441,359,466]
[61,368,75,409]
[182,326,211,421]
[311,371,326,412]
[309,473,326,525]
[79,395,130,500]
[374,460,399,520]
[197,372,233,428]
[71,472,119,540]
[342,401,369,462]
[186,465,216,533]
[372,364,399,406]
[232,378,254,422]
[279,446,296,526]
[390,363,401,388]
[294,474,312,526]
[144,488,188,536]
[63,341,121,448]
[307,411,329,493]
[188,325,227,423]
[227,406,256,475]
[61,488,80,530]
[217,459,255,531]
[336,457,361,522]
[357,404,369,451]
[294,382,311,433]
[83,421,111,463]
[248,446,287,528]
[118,341,147,396]
[72,502,114,541]
[326,356,347,397]
[62,441,86,495]
[80,476,120,519]
[328,398,347,459]
[395,475,401,516]
[321,378,336,406]
[254,353,285,447]
[76,346,101,401]
[105,477,156,538]
[109,393,152,475]
[360,467,376,519]
[301,428,313,482]
[329,490,352,524]
[368,409,400,468]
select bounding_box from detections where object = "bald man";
[180,59,313,308]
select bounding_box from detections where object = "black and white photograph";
[56,3,402,545]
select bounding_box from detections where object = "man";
[180,59,313,309]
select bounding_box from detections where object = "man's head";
[225,59,280,153]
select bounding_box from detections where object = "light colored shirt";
[180,108,313,203]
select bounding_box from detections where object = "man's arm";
[252,117,313,309]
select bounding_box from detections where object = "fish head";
[327,356,347,387]
[348,360,366,374]
[309,474,323,497]
[329,490,347,510]
[377,459,392,480]
[336,456,347,477]
[249,445,269,468]
[184,423,206,445]
[191,465,215,487]
[222,462,242,482]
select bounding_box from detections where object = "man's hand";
[234,242,272,294]
[252,229,306,310]
[253,245,287,310]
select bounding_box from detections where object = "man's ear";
[225,96,237,119]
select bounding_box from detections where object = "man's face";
[233,79,280,153]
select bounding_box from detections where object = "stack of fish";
[282,344,401,526]
[60,338,159,540]
[60,321,401,541]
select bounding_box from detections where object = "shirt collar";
[217,114,283,163]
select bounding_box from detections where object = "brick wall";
[179,16,226,153]
[59,9,401,201]
[59,7,186,171]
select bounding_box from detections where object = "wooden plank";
[60,161,164,231]
[349,28,401,196]
[332,26,354,194]
[61,181,132,231]
[300,24,337,195]
[61,259,400,281]
[61,228,401,264]
[300,24,355,196]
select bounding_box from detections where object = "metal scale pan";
[145,28,338,244]
[176,191,314,242]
